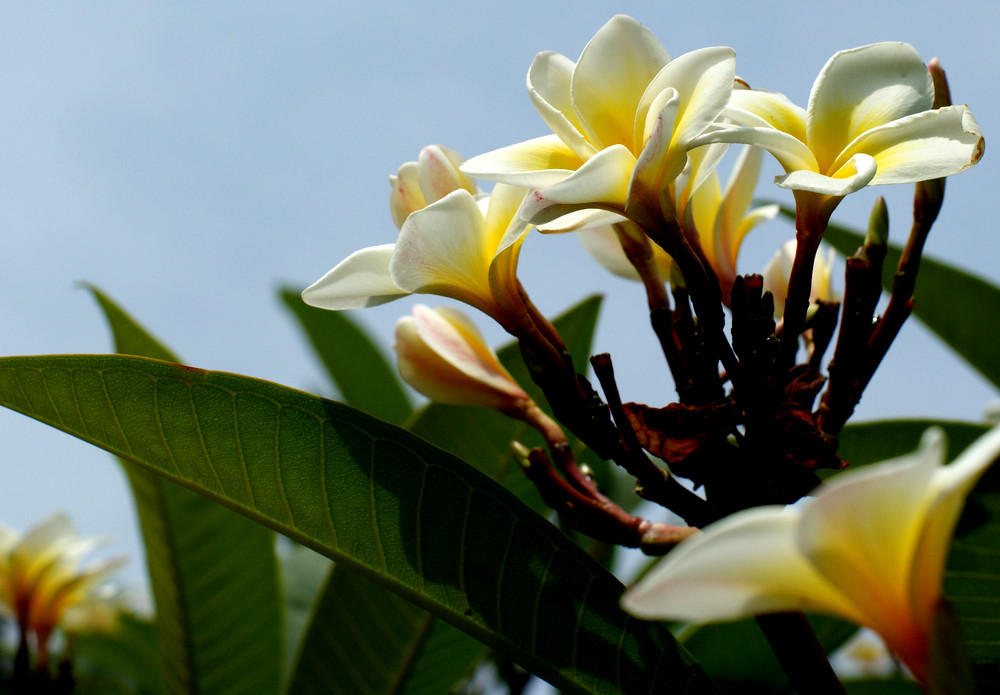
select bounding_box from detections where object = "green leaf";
[283,299,483,694]
[836,419,990,469]
[778,207,1000,389]
[0,354,719,695]
[288,565,486,695]
[279,287,412,425]
[86,285,284,695]
[278,543,333,678]
[74,614,164,695]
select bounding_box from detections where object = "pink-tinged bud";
[394,304,528,410]
[389,145,477,230]
[762,240,837,319]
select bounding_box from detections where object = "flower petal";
[839,106,985,186]
[775,153,877,196]
[726,88,808,144]
[691,123,818,176]
[528,51,597,161]
[519,144,636,224]
[461,135,586,188]
[807,42,933,172]
[622,506,864,625]
[390,190,495,313]
[570,15,670,149]
[301,244,406,310]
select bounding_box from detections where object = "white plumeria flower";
[693,42,983,221]
[622,426,1000,684]
[461,15,736,227]
[394,304,529,411]
[0,514,124,666]
[762,239,837,318]
[302,147,533,330]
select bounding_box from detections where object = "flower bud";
[394,304,528,411]
[389,145,477,229]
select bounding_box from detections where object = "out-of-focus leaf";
[74,614,163,695]
[279,287,412,425]
[0,354,719,695]
[279,543,332,677]
[778,207,1000,389]
[87,285,283,695]
[836,419,990,470]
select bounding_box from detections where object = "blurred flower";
[302,147,532,330]
[694,42,984,222]
[462,15,735,227]
[762,239,836,318]
[0,513,124,666]
[394,304,529,412]
[622,426,1000,683]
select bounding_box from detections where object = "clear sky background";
[2,1,998,599]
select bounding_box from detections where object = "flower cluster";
[303,14,987,687]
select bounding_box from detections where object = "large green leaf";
[780,208,1000,389]
[279,287,412,425]
[0,355,719,695]
[87,286,283,695]
[281,295,484,695]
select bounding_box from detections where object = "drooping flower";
[762,239,837,318]
[394,304,529,411]
[0,514,124,666]
[693,42,984,224]
[621,426,1000,683]
[461,15,736,227]
[302,147,533,330]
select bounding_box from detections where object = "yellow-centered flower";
[302,148,532,329]
[622,426,1000,683]
[461,15,735,227]
[0,514,123,666]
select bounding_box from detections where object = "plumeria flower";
[394,304,529,412]
[574,146,777,304]
[461,15,736,228]
[762,239,837,318]
[693,42,984,225]
[302,147,533,331]
[622,426,1000,684]
[0,513,124,667]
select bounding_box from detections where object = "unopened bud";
[394,304,528,411]
[865,197,889,251]
[928,58,952,109]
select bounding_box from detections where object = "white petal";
[577,226,642,281]
[536,208,628,234]
[571,15,670,149]
[623,507,864,625]
[461,135,585,188]
[528,51,597,160]
[390,190,495,312]
[727,89,808,143]
[807,42,933,172]
[775,153,877,196]
[691,124,818,176]
[519,144,636,224]
[301,245,406,310]
[839,106,985,185]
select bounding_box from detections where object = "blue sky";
[2,1,998,595]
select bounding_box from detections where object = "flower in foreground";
[461,15,735,226]
[302,146,533,330]
[693,42,983,223]
[394,304,529,412]
[0,513,123,666]
[622,426,1000,683]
